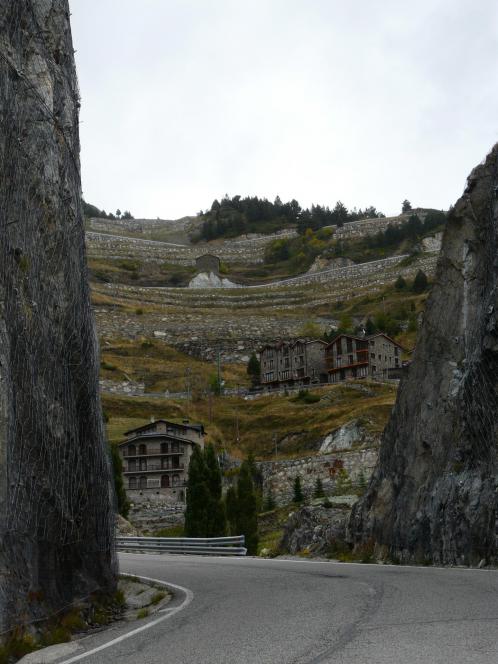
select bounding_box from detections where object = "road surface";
[50,553,498,664]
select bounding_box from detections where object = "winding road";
[49,554,498,664]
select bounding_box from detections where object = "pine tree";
[313,477,325,499]
[185,446,210,537]
[334,468,353,495]
[412,270,428,293]
[293,476,304,503]
[247,353,261,386]
[236,462,259,555]
[395,275,407,291]
[204,444,227,537]
[402,199,412,213]
[365,317,377,336]
[225,486,238,536]
[263,486,276,511]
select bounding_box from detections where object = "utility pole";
[185,366,191,414]
[217,349,222,395]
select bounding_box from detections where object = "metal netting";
[0,0,116,633]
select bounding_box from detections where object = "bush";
[293,389,320,404]
[292,476,304,503]
[395,275,407,290]
[412,270,428,293]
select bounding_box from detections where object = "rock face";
[281,506,348,555]
[0,1,116,632]
[350,145,498,565]
[188,271,241,289]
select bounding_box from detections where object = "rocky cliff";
[350,144,498,565]
[0,1,116,632]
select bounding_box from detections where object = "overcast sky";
[71,1,498,220]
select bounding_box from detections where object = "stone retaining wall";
[257,447,378,506]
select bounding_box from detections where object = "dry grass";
[100,338,250,393]
[103,381,396,458]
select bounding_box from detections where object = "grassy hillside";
[101,339,250,393]
[103,381,396,459]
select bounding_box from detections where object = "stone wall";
[258,448,378,506]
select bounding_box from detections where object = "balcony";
[326,360,369,372]
[124,465,185,475]
[123,451,184,458]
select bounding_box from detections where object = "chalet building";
[326,333,404,382]
[118,419,205,503]
[259,339,328,387]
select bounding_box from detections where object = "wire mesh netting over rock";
[349,143,498,566]
[0,0,116,633]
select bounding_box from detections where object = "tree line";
[197,194,384,241]
[185,444,259,555]
[83,199,134,220]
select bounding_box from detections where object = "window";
[395,358,399,367]
[161,442,169,454]
[172,456,180,468]
[139,476,147,489]
[394,347,399,356]
[172,474,180,487]
[161,475,170,488]
[171,442,179,453]
[129,477,137,489]
[139,459,147,471]
[139,444,146,455]
[284,357,290,368]
[371,353,375,359]
[128,459,136,472]
[347,338,353,353]
[161,458,170,470]
[269,360,274,369]
[372,365,377,372]
[348,355,353,364]
[128,444,136,457]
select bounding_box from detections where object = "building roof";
[259,338,317,353]
[123,419,205,437]
[196,253,220,261]
[325,332,406,351]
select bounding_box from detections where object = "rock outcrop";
[350,144,498,565]
[0,0,116,632]
[281,505,348,555]
[188,271,241,289]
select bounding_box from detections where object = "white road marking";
[58,575,194,664]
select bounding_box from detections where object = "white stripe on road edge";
[59,575,194,664]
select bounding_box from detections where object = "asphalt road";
[51,553,498,664]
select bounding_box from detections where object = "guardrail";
[117,535,247,556]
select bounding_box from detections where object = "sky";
[71,0,498,220]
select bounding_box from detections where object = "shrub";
[412,270,428,293]
[293,389,320,404]
[292,476,304,503]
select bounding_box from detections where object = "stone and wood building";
[195,254,220,274]
[259,339,328,387]
[325,333,404,382]
[118,419,205,503]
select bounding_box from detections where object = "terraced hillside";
[86,209,442,466]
